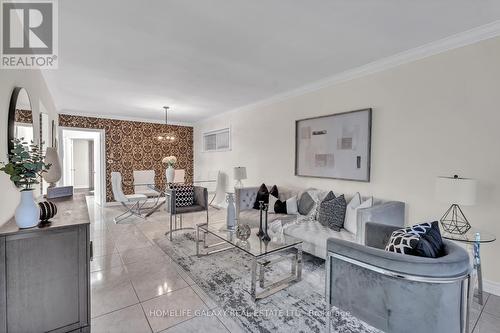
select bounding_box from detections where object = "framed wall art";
[295,108,372,182]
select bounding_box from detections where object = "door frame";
[59,127,106,206]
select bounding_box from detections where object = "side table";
[441,227,496,305]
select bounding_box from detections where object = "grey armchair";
[164,186,209,241]
[326,222,472,333]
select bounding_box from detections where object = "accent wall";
[59,114,193,202]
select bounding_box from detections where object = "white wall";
[0,70,58,225]
[195,37,500,289]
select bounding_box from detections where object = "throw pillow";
[269,185,279,198]
[273,196,299,215]
[274,199,287,214]
[318,192,347,231]
[344,194,373,235]
[253,183,269,209]
[172,184,194,207]
[268,194,278,214]
[385,221,444,258]
[298,191,315,215]
[285,196,298,215]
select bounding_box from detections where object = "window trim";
[202,127,231,152]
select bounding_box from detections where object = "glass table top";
[441,227,496,243]
[199,222,302,258]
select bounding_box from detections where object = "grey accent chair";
[164,186,209,240]
[326,222,472,333]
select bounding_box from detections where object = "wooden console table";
[0,193,92,332]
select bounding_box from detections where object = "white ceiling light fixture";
[157,106,175,142]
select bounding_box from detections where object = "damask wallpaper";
[15,109,33,123]
[58,114,193,202]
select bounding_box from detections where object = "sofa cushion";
[318,192,347,231]
[285,219,356,251]
[298,191,315,215]
[253,183,269,209]
[385,221,444,258]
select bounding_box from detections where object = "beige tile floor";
[87,198,500,333]
[88,198,240,333]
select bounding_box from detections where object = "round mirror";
[8,87,34,154]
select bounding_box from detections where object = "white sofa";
[235,186,405,259]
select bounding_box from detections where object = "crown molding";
[199,20,500,122]
[58,110,193,127]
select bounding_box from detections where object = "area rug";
[155,231,381,333]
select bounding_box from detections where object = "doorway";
[59,128,105,206]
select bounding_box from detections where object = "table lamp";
[234,167,247,188]
[435,175,477,234]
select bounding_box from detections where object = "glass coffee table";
[196,222,303,301]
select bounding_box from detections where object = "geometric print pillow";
[171,184,194,207]
[317,192,347,232]
[385,221,444,258]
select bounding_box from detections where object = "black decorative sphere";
[39,201,57,222]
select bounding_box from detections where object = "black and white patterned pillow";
[318,192,347,231]
[385,221,444,258]
[171,184,194,207]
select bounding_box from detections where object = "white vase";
[226,192,236,230]
[166,166,175,183]
[42,147,62,187]
[15,190,39,229]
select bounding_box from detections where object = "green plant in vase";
[1,138,51,228]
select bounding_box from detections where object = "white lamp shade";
[42,147,62,184]
[435,176,477,206]
[233,167,247,181]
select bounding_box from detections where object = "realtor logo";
[1,0,58,69]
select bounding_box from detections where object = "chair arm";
[356,201,405,244]
[327,237,471,278]
[193,186,208,210]
[365,222,402,249]
[235,186,260,217]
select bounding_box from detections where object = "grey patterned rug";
[155,231,381,333]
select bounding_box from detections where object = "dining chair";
[111,171,149,223]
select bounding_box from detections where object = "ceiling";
[42,0,500,124]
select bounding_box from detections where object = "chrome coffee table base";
[195,223,303,301]
[250,248,302,301]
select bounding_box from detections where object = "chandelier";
[156,106,175,142]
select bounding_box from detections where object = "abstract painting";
[295,108,372,182]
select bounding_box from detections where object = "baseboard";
[104,201,121,207]
[484,279,500,296]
